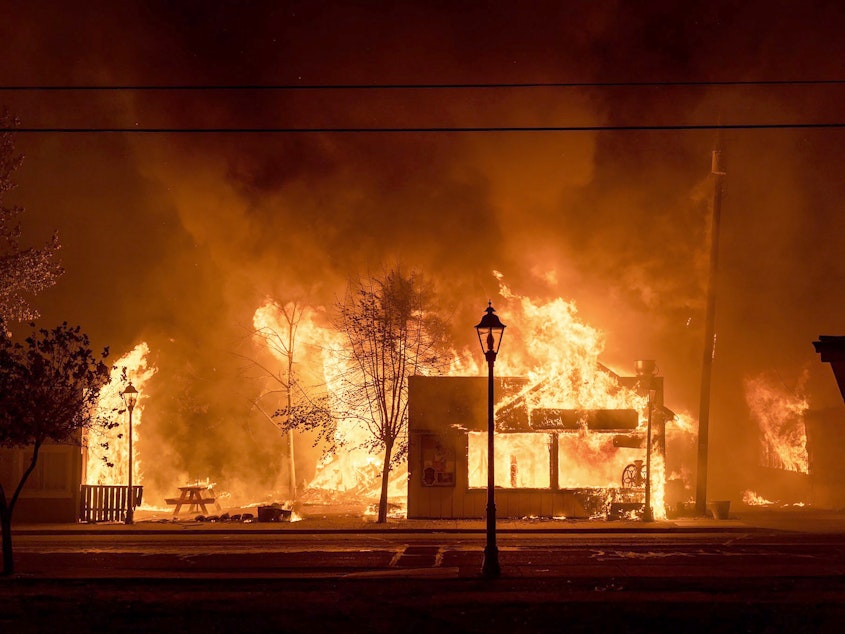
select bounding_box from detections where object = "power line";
[3,123,845,133]
[3,80,845,91]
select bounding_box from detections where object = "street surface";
[8,529,845,580]
[2,512,845,632]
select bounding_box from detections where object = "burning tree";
[0,322,110,575]
[250,299,313,500]
[0,111,63,324]
[334,269,448,522]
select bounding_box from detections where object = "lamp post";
[121,382,138,525]
[475,301,506,579]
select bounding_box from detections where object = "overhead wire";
[4,124,845,133]
[3,79,845,90]
[4,80,845,132]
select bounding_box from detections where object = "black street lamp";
[122,382,139,525]
[475,301,506,579]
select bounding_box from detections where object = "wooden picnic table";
[165,483,220,516]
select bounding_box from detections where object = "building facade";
[0,441,84,523]
[407,372,666,519]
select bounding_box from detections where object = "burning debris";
[742,489,774,506]
[256,504,293,522]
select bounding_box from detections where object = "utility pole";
[695,148,725,516]
[285,309,298,501]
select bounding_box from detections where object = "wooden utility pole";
[284,307,298,501]
[695,149,725,516]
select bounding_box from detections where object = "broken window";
[468,432,552,489]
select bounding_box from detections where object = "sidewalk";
[14,505,844,535]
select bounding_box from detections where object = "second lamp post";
[122,382,139,525]
[475,301,506,579]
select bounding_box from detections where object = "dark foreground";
[4,510,845,632]
[2,575,843,633]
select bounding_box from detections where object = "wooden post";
[695,149,725,516]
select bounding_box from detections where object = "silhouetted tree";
[0,111,63,324]
[0,322,110,575]
[335,269,448,522]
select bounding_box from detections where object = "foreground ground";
[4,574,843,633]
[2,508,845,632]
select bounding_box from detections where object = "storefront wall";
[407,375,648,519]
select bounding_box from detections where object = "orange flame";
[742,489,774,506]
[252,301,396,502]
[468,432,552,488]
[251,273,673,520]
[744,372,809,474]
[481,277,667,519]
[85,343,156,486]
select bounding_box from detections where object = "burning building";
[407,362,672,520]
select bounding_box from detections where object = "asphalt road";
[8,530,845,579]
[3,529,845,632]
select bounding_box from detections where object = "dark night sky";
[2,0,845,501]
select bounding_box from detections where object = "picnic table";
[165,483,220,516]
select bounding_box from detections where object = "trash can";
[708,500,731,520]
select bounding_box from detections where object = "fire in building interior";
[407,360,683,520]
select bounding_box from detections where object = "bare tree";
[0,111,63,324]
[247,300,337,499]
[255,301,304,500]
[335,269,448,523]
[0,322,110,575]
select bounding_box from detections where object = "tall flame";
[492,275,647,411]
[85,343,157,486]
[486,277,667,518]
[744,372,809,474]
[252,301,391,501]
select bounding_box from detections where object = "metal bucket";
[708,500,731,520]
